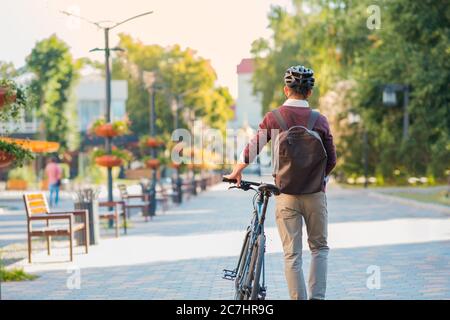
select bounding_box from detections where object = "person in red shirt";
[225,65,337,300]
[45,156,62,207]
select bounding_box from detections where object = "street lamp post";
[362,129,369,189]
[348,112,369,188]
[143,71,160,217]
[103,28,114,212]
[172,96,183,204]
[61,10,153,212]
[190,108,197,196]
[382,84,410,140]
[172,89,202,200]
[149,86,157,216]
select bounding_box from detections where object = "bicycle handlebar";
[222,177,262,192]
[222,177,261,186]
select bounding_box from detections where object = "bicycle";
[222,177,280,300]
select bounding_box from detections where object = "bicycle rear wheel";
[234,229,251,300]
[250,234,265,300]
[243,233,265,300]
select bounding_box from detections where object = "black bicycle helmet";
[284,65,315,95]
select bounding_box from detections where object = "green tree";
[251,0,450,181]
[0,61,18,78]
[112,34,234,137]
[353,0,450,180]
[26,34,80,151]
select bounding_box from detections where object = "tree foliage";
[26,34,80,151]
[112,34,234,137]
[251,0,450,181]
[0,61,18,79]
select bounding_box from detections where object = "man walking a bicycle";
[225,65,337,300]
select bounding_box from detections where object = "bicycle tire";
[236,229,251,283]
[250,234,265,300]
[234,229,251,300]
[242,236,260,300]
[234,228,252,300]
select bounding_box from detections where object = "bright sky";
[1,0,293,98]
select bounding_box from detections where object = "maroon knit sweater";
[242,105,337,181]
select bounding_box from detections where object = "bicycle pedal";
[222,269,237,280]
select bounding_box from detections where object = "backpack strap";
[307,110,320,130]
[272,109,289,131]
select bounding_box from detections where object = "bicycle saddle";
[258,183,281,196]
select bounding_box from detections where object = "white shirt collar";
[283,99,309,108]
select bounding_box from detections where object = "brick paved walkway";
[1,180,449,299]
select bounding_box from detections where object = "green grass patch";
[339,183,448,189]
[0,266,38,282]
[390,191,450,207]
[100,220,133,230]
[120,220,133,229]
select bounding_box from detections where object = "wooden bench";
[140,181,170,214]
[156,184,169,214]
[181,180,196,200]
[170,179,183,204]
[23,193,89,263]
[98,201,127,237]
[118,184,152,221]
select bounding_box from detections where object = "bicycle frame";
[227,190,270,299]
[222,177,278,300]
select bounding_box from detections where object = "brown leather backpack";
[272,109,328,195]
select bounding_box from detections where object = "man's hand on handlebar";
[223,163,247,186]
[223,172,242,186]
[223,177,256,191]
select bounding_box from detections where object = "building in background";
[0,73,129,181]
[229,59,271,175]
[230,58,263,130]
[1,74,128,137]
[76,74,128,132]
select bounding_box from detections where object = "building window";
[111,100,126,120]
[78,100,102,132]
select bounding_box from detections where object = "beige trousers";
[275,191,329,300]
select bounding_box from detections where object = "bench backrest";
[117,184,128,199]
[23,193,49,218]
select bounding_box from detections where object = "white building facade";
[229,59,272,175]
[1,75,128,135]
[76,75,128,132]
[230,58,263,130]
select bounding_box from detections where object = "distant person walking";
[45,157,62,207]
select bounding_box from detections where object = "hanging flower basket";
[200,162,210,170]
[0,150,15,169]
[94,123,120,137]
[90,118,130,137]
[145,158,161,169]
[0,87,16,108]
[0,140,34,169]
[187,163,204,171]
[0,80,27,123]
[92,147,131,168]
[170,162,182,169]
[146,137,164,148]
[95,155,123,168]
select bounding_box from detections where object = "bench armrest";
[125,194,147,199]
[99,201,121,207]
[50,210,88,224]
[50,210,87,217]
[30,214,72,221]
